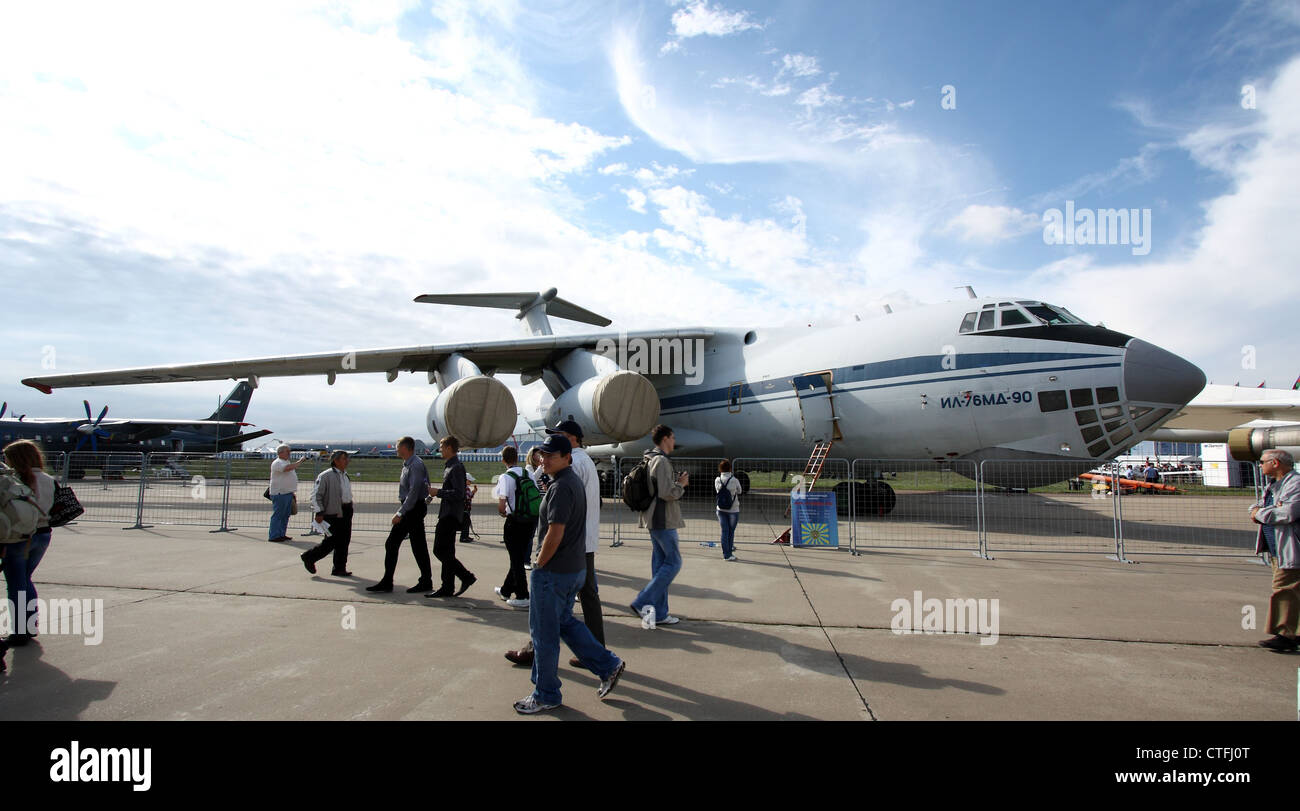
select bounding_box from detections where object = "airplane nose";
[1123,339,1206,405]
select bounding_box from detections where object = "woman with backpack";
[2,440,56,647]
[715,459,743,561]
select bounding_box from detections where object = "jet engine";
[540,349,660,445]
[426,353,516,448]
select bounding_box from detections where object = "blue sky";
[1,0,1298,442]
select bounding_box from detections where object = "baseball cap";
[546,420,584,439]
[538,434,572,455]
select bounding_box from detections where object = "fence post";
[848,459,857,556]
[974,460,991,559]
[124,453,151,530]
[1108,460,1135,563]
[211,455,236,533]
[59,452,70,486]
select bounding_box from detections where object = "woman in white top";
[715,459,743,561]
[2,439,57,646]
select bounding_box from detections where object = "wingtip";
[22,380,53,395]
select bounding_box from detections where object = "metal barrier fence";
[42,452,1265,562]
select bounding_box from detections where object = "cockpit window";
[977,310,995,331]
[1025,304,1085,326]
[959,312,977,333]
[999,309,1031,327]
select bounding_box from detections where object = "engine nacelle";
[545,370,660,445]
[426,375,517,449]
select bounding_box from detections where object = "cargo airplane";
[20,289,1300,507]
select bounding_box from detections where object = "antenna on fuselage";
[956,286,976,299]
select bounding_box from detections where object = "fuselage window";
[977,310,995,331]
[959,312,977,333]
[1038,390,1068,412]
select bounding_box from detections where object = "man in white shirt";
[493,446,535,608]
[268,444,307,542]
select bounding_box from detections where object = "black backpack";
[622,457,656,512]
[716,477,735,511]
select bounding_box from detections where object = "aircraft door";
[791,371,843,442]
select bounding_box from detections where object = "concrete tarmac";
[0,521,1291,720]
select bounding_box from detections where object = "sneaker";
[598,659,626,699]
[658,615,681,626]
[610,540,624,548]
[507,598,530,608]
[1257,634,1298,652]
[514,694,559,714]
[524,563,533,570]
[639,605,656,630]
[724,555,739,561]
[494,586,507,601]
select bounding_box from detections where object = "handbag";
[48,483,85,527]
[263,487,272,501]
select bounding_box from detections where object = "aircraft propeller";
[75,400,112,452]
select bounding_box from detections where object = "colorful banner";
[791,491,838,548]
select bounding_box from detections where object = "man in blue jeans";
[515,433,625,715]
[267,444,307,542]
[631,424,688,629]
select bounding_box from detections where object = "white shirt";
[571,448,601,554]
[493,466,524,513]
[269,457,298,495]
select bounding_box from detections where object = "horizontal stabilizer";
[415,289,612,327]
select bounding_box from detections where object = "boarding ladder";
[775,440,835,542]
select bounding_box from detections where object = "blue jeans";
[3,528,51,636]
[717,510,739,558]
[269,492,294,539]
[529,567,621,706]
[632,529,681,621]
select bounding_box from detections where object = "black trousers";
[433,514,474,591]
[305,504,353,572]
[579,551,604,645]
[500,517,535,599]
[381,502,432,584]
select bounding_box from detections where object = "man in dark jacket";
[366,436,434,594]
[426,436,476,598]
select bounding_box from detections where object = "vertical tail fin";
[205,381,254,423]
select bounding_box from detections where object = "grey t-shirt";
[537,466,587,574]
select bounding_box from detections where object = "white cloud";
[668,0,762,39]
[600,162,630,175]
[624,188,648,213]
[944,205,1041,243]
[779,53,821,78]
[796,84,843,109]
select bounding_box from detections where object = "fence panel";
[63,452,145,525]
[978,460,1123,555]
[848,459,981,553]
[726,457,851,548]
[1109,466,1260,557]
[139,453,228,527]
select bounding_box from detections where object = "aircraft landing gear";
[835,480,897,515]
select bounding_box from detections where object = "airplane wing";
[1159,384,1300,432]
[21,330,716,391]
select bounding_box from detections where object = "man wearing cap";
[301,450,354,576]
[513,432,625,714]
[504,420,604,666]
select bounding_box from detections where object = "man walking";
[426,436,476,598]
[1252,449,1300,651]
[494,446,536,608]
[504,420,603,666]
[513,432,624,714]
[630,424,688,630]
[366,436,434,594]
[302,450,354,577]
[267,444,307,542]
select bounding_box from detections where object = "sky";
[1,0,1298,445]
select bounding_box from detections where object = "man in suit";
[366,436,434,593]
[426,436,476,598]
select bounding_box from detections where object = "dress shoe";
[455,573,477,596]
[425,588,456,598]
[505,648,535,666]
[1257,634,1298,652]
[331,569,353,577]
[300,553,316,574]
[365,582,393,593]
[569,656,583,668]
[406,581,433,593]
[268,536,289,543]
[6,634,32,648]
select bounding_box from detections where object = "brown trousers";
[1266,564,1300,636]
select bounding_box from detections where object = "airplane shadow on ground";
[0,643,116,720]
